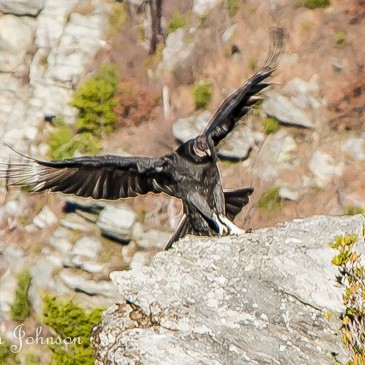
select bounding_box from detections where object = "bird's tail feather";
[224,188,254,221]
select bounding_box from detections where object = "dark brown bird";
[0,28,284,250]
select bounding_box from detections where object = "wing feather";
[0,148,172,200]
[224,188,253,220]
[203,27,285,146]
[165,214,191,250]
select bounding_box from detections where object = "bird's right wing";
[203,27,285,146]
[0,147,174,200]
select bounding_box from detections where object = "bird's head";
[192,135,214,159]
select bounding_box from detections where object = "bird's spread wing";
[203,27,285,146]
[0,147,173,200]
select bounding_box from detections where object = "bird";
[0,28,284,250]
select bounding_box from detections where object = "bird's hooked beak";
[206,136,216,162]
[193,135,214,159]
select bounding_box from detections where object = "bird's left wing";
[0,148,173,200]
[203,27,284,146]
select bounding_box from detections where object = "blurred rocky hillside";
[0,0,364,363]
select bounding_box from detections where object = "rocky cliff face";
[0,0,364,363]
[0,0,108,153]
[92,214,365,365]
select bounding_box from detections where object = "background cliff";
[0,0,364,363]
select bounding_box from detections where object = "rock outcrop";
[92,214,365,365]
[0,0,109,153]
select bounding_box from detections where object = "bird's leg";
[212,213,228,235]
[218,215,244,235]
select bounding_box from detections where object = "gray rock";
[129,252,151,271]
[0,270,17,316]
[1,245,25,269]
[30,257,58,290]
[0,0,44,16]
[61,213,94,232]
[0,74,28,129]
[121,241,138,266]
[193,0,219,16]
[158,28,187,71]
[222,24,238,43]
[172,110,210,143]
[133,223,171,250]
[0,200,22,218]
[72,236,102,259]
[93,215,365,365]
[332,57,343,72]
[309,150,344,188]
[45,12,107,86]
[35,0,79,49]
[279,186,302,201]
[263,76,323,129]
[70,256,105,274]
[32,205,58,229]
[254,129,298,181]
[0,15,36,72]
[263,90,315,128]
[173,110,256,160]
[49,228,73,254]
[0,0,110,152]
[124,0,144,6]
[341,136,365,161]
[97,205,136,242]
[73,291,120,310]
[28,256,63,316]
[59,270,119,298]
[218,125,256,160]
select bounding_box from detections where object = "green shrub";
[48,119,101,160]
[48,117,79,160]
[303,0,330,9]
[336,31,346,48]
[226,0,240,17]
[48,64,119,159]
[248,57,257,72]
[108,3,128,35]
[344,206,365,216]
[23,352,41,365]
[0,341,18,365]
[43,294,104,365]
[167,10,187,35]
[75,133,102,157]
[262,117,280,135]
[329,235,365,365]
[258,187,282,215]
[72,64,119,137]
[10,269,32,322]
[193,80,213,110]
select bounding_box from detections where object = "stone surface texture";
[92,215,365,365]
[0,0,108,153]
